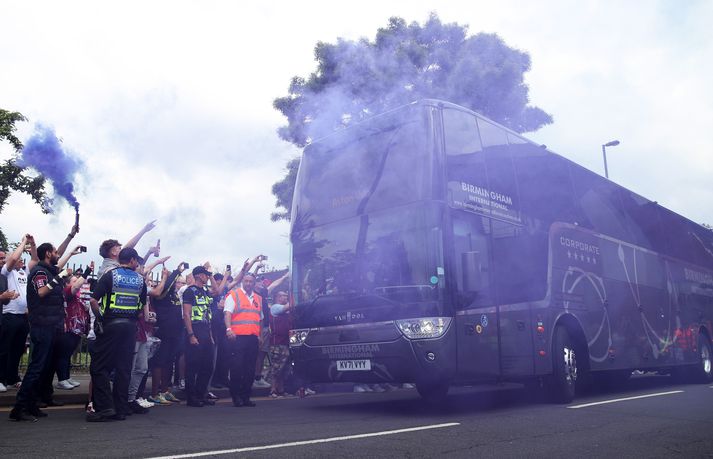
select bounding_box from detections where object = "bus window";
[452,212,494,309]
[477,119,508,149]
[512,147,578,231]
[443,109,482,156]
[617,190,668,253]
[570,167,632,242]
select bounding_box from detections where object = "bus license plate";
[336,359,371,371]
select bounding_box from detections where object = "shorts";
[259,327,271,353]
[151,329,180,367]
[267,345,291,381]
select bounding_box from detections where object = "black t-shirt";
[153,269,183,328]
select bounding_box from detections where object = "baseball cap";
[192,266,212,277]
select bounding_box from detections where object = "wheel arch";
[552,312,591,373]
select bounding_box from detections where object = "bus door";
[451,212,501,378]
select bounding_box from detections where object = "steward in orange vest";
[224,273,262,407]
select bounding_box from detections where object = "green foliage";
[271,14,553,221]
[0,108,50,244]
[270,157,300,222]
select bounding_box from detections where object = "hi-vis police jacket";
[185,285,213,323]
[94,267,147,321]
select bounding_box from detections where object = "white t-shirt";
[1,265,28,314]
[178,285,189,318]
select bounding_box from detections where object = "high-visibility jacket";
[228,289,262,336]
[100,267,145,320]
[186,285,213,323]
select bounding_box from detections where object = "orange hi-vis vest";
[228,289,262,336]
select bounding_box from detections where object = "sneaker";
[252,379,271,389]
[129,400,149,414]
[86,402,95,414]
[162,392,180,403]
[371,384,386,393]
[28,407,48,418]
[67,378,81,387]
[9,408,37,422]
[0,382,7,392]
[304,388,316,396]
[55,380,75,390]
[147,394,172,406]
[269,392,283,399]
[353,384,373,393]
[137,398,154,408]
[402,383,416,389]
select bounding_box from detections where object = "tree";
[0,108,48,250]
[271,14,553,221]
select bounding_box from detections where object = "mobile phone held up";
[182,262,190,270]
[226,264,231,271]
[79,246,87,253]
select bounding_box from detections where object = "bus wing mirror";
[461,251,482,292]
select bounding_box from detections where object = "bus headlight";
[396,317,451,340]
[289,328,311,347]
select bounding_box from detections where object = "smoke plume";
[20,124,84,211]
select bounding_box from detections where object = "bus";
[287,99,713,403]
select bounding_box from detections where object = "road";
[2,375,712,458]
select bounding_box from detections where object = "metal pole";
[602,144,609,179]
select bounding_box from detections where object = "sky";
[1,0,711,271]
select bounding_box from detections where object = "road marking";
[147,423,461,459]
[567,390,684,409]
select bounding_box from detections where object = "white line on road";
[567,390,684,409]
[147,422,461,459]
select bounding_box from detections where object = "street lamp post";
[602,140,620,179]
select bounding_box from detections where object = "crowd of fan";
[0,220,302,423]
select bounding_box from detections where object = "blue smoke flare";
[20,124,83,211]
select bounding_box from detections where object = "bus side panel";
[455,306,500,378]
[499,304,534,376]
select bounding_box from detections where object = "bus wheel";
[416,380,449,403]
[548,326,578,403]
[693,333,713,383]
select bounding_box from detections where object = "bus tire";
[693,333,713,383]
[416,380,449,403]
[548,326,578,403]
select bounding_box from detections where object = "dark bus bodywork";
[288,100,713,402]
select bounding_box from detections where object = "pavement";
[0,372,268,407]
[0,372,355,407]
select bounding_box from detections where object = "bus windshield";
[291,104,430,230]
[292,201,446,327]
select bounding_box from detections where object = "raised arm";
[267,271,289,296]
[71,265,93,295]
[124,220,157,249]
[58,245,83,270]
[56,224,79,257]
[5,234,29,272]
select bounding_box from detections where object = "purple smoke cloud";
[20,124,83,211]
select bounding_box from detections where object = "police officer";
[87,247,148,422]
[182,266,215,407]
[9,243,66,422]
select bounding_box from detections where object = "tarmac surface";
[2,374,712,458]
